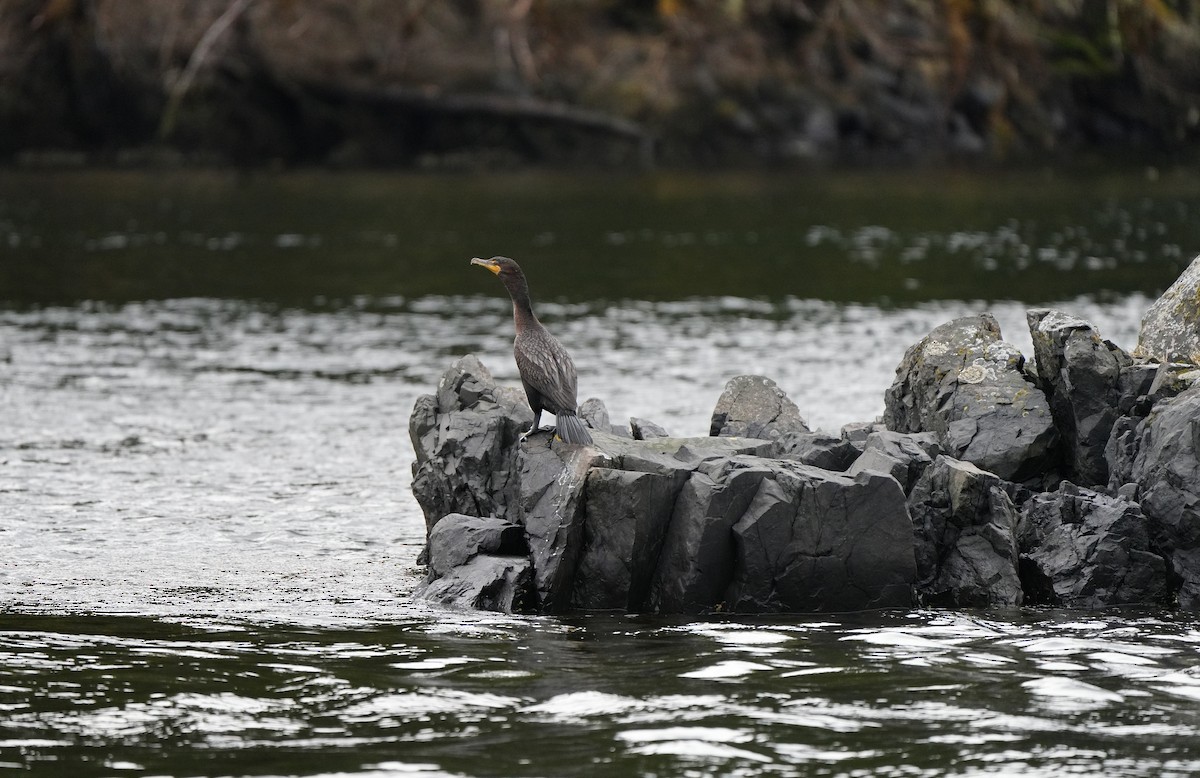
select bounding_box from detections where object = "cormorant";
[471,256,593,446]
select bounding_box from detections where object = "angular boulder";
[775,431,861,471]
[1018,484,1167,607]
[1135,253,1200,364]
[722,460,916,613]
[417,555,534,613]
[631,417,670,440]
[883,314,1057,482]
[416,514,534,612]
[711,375,810,439]
[846,430,942,495]
[515,440,608,611]
[573,467,679,610]
[1027,309,1151,487]
[426,513,528,578]
[907,456,1023,607]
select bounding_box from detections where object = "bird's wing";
[515,329,578,414]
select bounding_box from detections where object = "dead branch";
[158,0,255,139]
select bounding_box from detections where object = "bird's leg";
[520,408,542,442]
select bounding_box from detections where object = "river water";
[2,168,1200,776]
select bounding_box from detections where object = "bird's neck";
[504,274,539,332]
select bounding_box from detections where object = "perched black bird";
[471,256,593,446]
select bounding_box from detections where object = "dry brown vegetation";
[2,0,1198,166]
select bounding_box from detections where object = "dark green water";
[2,168,1200,777]
[1,167,1196,306]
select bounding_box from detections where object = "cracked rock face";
[1027,309,1142,487]
[1135,253,1200,364]
[846,430,942,495]
[1018,484,1167,608]
[1111,385,1200,609]
[883,314,1058,483]
[710,375,811,439]
[907,456,1023,607]
[720,459,916,613]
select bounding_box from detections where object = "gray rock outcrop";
[411,357,915,615]
[883,314,1058,483]
[410,355,532,537]
[413,258,1200,615]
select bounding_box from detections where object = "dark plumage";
[470,256,593,446]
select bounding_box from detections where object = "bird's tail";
[556,412,593,446]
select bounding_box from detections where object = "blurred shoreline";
[2,1,1199,170]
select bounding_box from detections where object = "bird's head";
[470,256,523,278]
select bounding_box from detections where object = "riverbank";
[3,0,1199,169]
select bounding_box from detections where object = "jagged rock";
[1106,385,1200,609]
[417,514,534,612]
[631,417,670,440]
[776,431,860,471]
[847,430,942,494]
[724,462,916,613]
[1018,484,1167,607]
[840,421,888,455]
[883,314,1057,482]
[410,355,532,535]
[580,397,611,431]
[580,397,630,437]
[710,375,810,439]
[417,555,534,613]
[1135,253,1200,364]
[1027,309,1141,486]
[907,456,1023,607]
